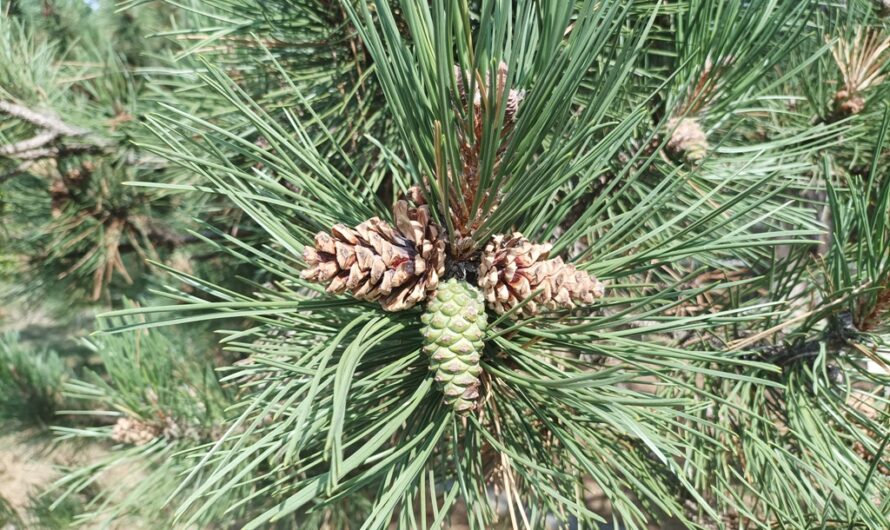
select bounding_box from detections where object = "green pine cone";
[420,279,487,414]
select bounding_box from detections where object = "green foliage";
[0,2,225,305]
[675,111,890,529]
[0,333,70,430]
[0,485,93,530]
[47,327,236,527]
[0,0,888,529]
[22,493,84,530]
[83,1,888,528]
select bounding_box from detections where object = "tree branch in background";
[0,129,59,156]
[0,100,89,136]
[0,99,112,161]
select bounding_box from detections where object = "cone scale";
[421,279,487,414]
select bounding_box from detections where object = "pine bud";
[834,90,866,116]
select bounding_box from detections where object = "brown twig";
[6,142,106,160]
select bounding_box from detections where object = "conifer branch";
[0,129,59,156]
[0,100,89,137]
[0,99,112,160]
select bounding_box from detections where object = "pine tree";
[1,1,889,529]
[0,0,203,304]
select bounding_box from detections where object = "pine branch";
[0,100,112,160]
[0,100,89,137]
[0,129,59,156]
[7,1,887,528]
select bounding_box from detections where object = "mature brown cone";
[302,201,446,311]
[478,232,605,316]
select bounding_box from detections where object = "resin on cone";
[421,279,487,414]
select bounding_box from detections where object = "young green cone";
[421,279,487,414]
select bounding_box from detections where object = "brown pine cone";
[455,61,525,133]
[111,417,160,446]
[666,117,708,163]
[478,233,605,316]
[302,201,446,311]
